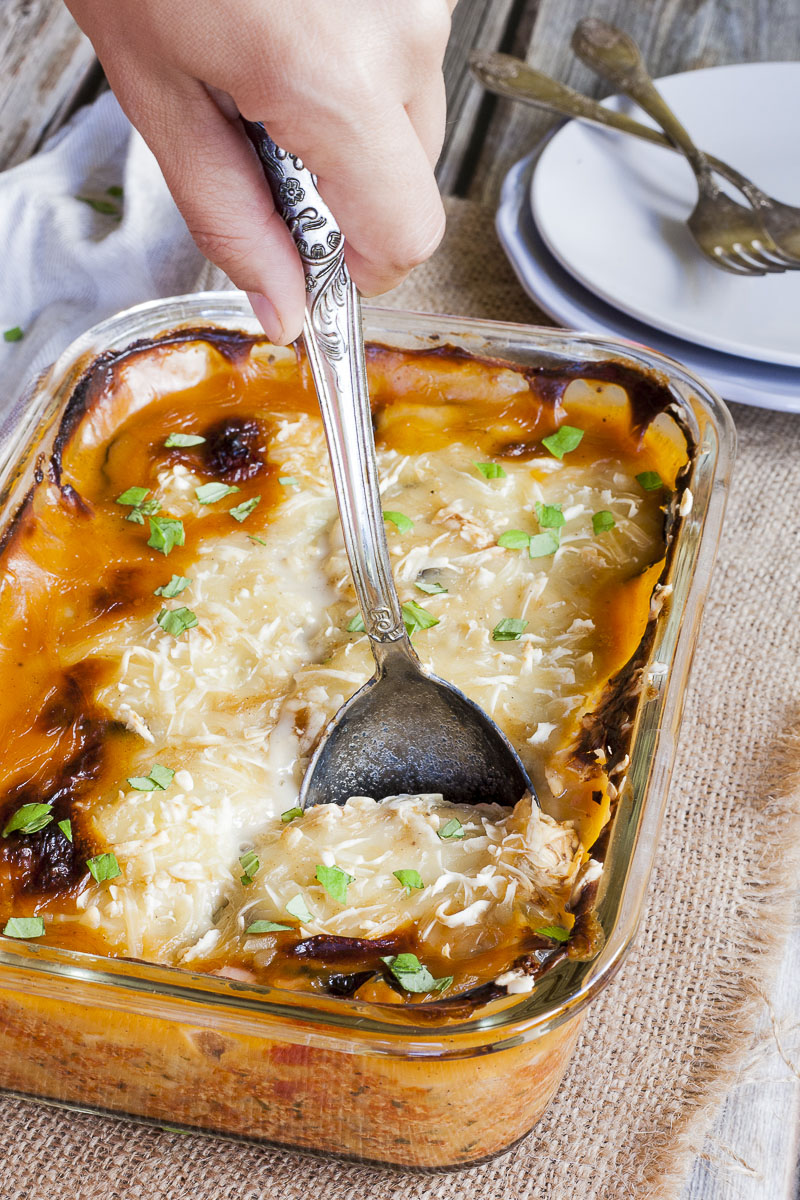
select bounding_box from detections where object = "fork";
[571,18,800,276]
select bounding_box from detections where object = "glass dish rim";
[0,292,735,1051]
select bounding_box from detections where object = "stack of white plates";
[496,62,800,412]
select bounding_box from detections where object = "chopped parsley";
[2,803,53,837]
[474,461,506,480]
[383,510,414,534]
[229,496,261,523]
[76,194,120,216]
[247,534,267,546]
[592,510,615,534]
[528,530,560,558]
[125,498,161,524]
[347,613,365,633]
[636,471,664,491]
[164,432,205,448]
[87,853,121,883]
[393,869,424,892]
[536,924,571,942]
[154,574,191,598]
[281,807,303,823]
[382,953,452,994]
[147,515,185,555]
[245,920,292,934]
[278,476,299,487]
[438,817,464,841]
[286,894,314,923]
[196,482,240,504]
[127,763,175,791]
[156,606,198,637]
[497,529,531,551]
[3,917,45,939]
[239,850,260,885]
[492,617,528,642]
[58,819,73,843]
[542,425,584,459]
[315,863,355,904]
[116,486,150,507]
[535,501,565,529]
[3,327,24,342]
[415,580,447,595]
[401,601,438,635]
[106,185,124,198]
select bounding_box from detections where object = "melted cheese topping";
[0,334,687,1002]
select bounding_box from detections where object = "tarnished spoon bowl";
[244,121,535,811]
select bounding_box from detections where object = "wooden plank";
[436,0,520,194]
[464,0,800,204]
[0,0,98,170]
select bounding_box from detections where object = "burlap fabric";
[1,199,798,1199]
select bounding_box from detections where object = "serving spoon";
[243,121,534,811]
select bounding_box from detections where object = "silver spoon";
[243,121,534,811]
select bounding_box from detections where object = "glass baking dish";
[0,294,734,1169]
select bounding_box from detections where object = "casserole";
[0,295,733,1167]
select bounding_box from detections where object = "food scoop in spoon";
[244,122,535,810]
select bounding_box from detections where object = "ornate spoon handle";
[242,121,406,645]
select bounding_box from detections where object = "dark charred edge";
[201,416,268,482]
[324,971,376,997]
[0,483,34,557]
[49,326,258,485]
[290,933,407,965]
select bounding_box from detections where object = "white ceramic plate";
[497,147,800,413]
[530,62,800,368]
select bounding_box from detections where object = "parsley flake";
[438,817,464,841]
[229,496,261,523]
[2,803,53,837]
[127,763,175,792]
[147,515,185,555]
[383,510,414,534]
[154,574,191,598]
[542,425,584,459]
[636,471,664,491]
[281,807,303,823]
[247,534,267,546]
[535,501,565,529]
[3,917,45,939]
[393,869,424,892]
[474,461,506,480]
[3,327,24,343]
[106,185,124,198]
[497,529,531,551]
[286,894,314,923]
[315,864,355,904]
[239,850,260,886]
[245,920,292,934]
[528,531,560,558]
[58,819,73,843]
[126,498,160,523]
[196,481,240,505]
[415,580,447,595]
[156,606,198,638]
[164,432,206,448]
[401,601,438,635]
[492,617,528,642]
[87,853,121,883]
[347,613,365,633]
[278,476,299,487]
[382,953,452,994]
[536,924,571,942]
[76,195,120,216]
[593,510,616,534]
[116,486,150,507]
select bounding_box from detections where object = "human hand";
[65,0,453,344]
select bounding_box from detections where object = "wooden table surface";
[0,1,798,1197]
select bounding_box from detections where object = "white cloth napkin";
[0,92,209,413]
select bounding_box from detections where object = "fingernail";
[248,292,285,345]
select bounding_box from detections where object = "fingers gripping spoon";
[243,122,535,810]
